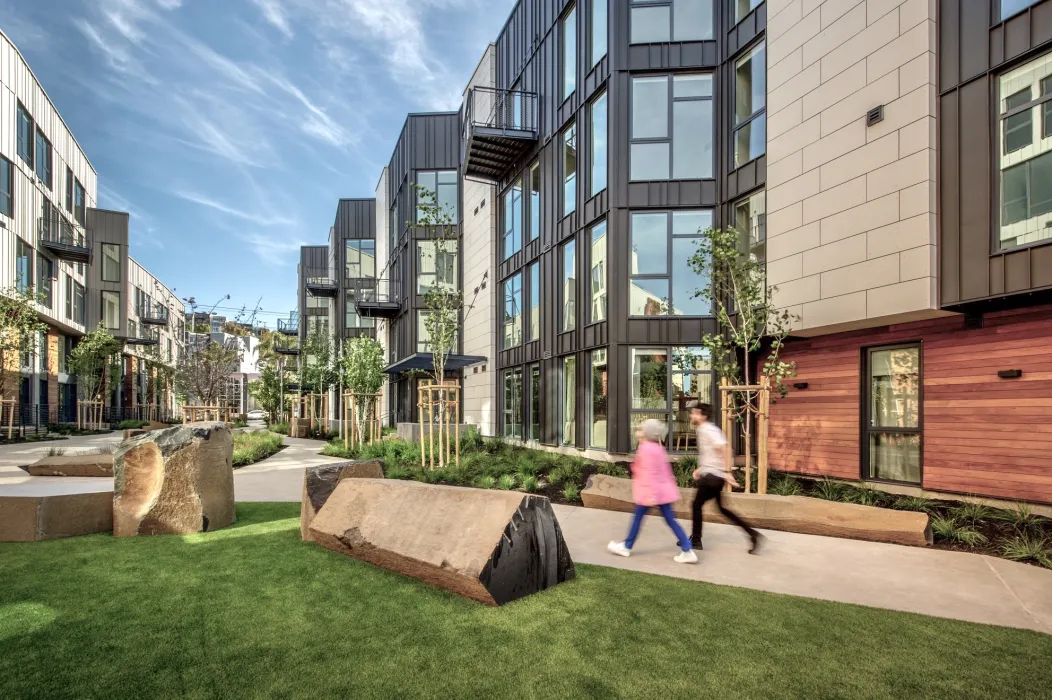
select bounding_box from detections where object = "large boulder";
[581,474,932,547]
[23,453,114,477]
[308,480,575,606]
[0,492,113,542]
[113,422,235,537]
[299,460,384,541]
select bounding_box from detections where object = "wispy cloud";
[174,191,296,227]
[238,231,309,266]
[251,0,294,39]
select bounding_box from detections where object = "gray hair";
[639,418,667,443]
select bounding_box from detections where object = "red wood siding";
[767,306,1052,504]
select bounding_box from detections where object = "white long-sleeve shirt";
[696,422,728,478]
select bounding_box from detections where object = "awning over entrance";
[384,353,487,375]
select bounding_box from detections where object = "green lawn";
[1,504,1049,700]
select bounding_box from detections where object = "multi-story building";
[1,27,182,426]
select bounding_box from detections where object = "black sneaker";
[677,538,703,550]
[749,533,764,555]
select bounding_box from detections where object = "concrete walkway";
[2,433,1049,634]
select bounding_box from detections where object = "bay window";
[631,74,712,181]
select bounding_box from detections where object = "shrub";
[953,501,997,525]
[475,475,496,489]
[597,462,629,478]
[385,465,410,480]
[931,516,987,547]
[231,430,285,467]
[483,437,506,454]
[847,486,886,508]
[893,496,936,513]
[116,419,149,430]
[460,426,484,452]
[768,474,802,497]
[519,474,539,493]
[813,479,848,502]
[497,474,516,490]
[44,446,67,456]
[562,483,580,502]
[1000,533,1052,568]
[267,421,289,436]
[993,503,1043,531]
[320,441,358,459]
[546,466,567,486]
[232,419,249,428]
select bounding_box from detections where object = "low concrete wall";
[23,454,114,477]
[0,492,114,542]
[581,474,932,547]
[396,422,473,443]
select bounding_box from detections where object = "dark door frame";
[860,342,924,486]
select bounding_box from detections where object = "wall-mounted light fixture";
[998,369,1023,379]
[793,382,809,390]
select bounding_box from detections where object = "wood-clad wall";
[769,306,1052,504]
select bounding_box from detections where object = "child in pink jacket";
[608,419,698,564]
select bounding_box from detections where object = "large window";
[417,311,458,353]
[503,178,523,258]
[345,240,376,278]
[503,272,523,348]
[345,290,374,328]
[631,74,712,181]
[529,261,540,341]
[102,291,120,330]
[735,0,763,22]
[735,189,766,267]
[529,161,540,242]
[865,345,921,484]
[503,368,523,440]
[37,255,52,309]
[592,0,607,67]
[999,53,1052,249]
[630,346,712,448]
[35,129,52,189]
[16,239,32,293]
[1,156,13,217]
[591,91,608,195]
[630,0,712,43]
[16,102,33,166]
[528,364,540,441]
[102,243,121,282]
[589,221,607,323]
[66,167,73,213]
[629,210,712,316]
[74,180,86,226]
[1003,0,1041,20]
[416,170,458,222]
[589,349,608,449]
[561,239,577,332]
[734,42,766,167]
[562,4,577,100]
[417,240,457,293]
[563,122,577,216]
[74,280,85,325]
[560,355,576,445]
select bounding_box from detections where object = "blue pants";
[625,504,692,552]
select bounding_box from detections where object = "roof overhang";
[384,352,487,375]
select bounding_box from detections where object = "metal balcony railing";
[274,335,300,355]
[464,86,538,136]
[140,304,169,326]
[38,216,93,263]
[277,316,299,335]
[352,278,400,318]
[127,327,160,346]
[303,267,339,297]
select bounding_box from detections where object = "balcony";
[277,316,299,336]
[140,304,169,326]
[274,335,299,356]
[304,267,338,297]
[38,216,92,263]
[352,278,400,318]
[463,86,538,182]
[127,328,159,346]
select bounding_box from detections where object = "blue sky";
[1,0,513,327]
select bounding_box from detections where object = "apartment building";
[1,27,182,426]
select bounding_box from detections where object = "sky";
[1,0,514,327]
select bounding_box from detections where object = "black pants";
[690,473,758,543]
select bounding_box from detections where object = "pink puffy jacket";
[631,440,681,507]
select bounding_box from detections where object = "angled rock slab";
[309,480,575,606]
[23,453,114,477]
[582,474,932,547]
[299,460,384,541]
[0,492,113,542]
[113,422,235,537]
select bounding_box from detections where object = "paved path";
[2,434,1049,634]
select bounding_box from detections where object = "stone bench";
[300,460,385,542]
[581,474,932,547]
[22,453,114,477]
[0,492,113,542]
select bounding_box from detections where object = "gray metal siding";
[84,208,129,338]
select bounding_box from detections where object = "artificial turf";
[1,503,1049,700]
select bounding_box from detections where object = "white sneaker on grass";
[674,549,698,564]
[607,541,631,557]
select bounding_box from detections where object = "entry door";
[863,345,922,484]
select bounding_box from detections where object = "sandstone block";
[300,460,384,541]
[113,422,235,537]
[309,480,575,606]
[581,474,932,547]
[23,453,114,477]
[0,492,113,542]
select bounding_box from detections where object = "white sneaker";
[674,549,698,564]
[607,541,631,557]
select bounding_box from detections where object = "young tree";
[174,337,240,407]
[248,363,285,420]
[342,335,386,445]
[415,185,462,466]
[300,329,338,426]
[688,226,797,489]
[67,324,123,405]
[0,287,47,404]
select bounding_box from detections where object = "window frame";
[102,290,121,331]
[559,354,577,446]
[415,170,458,223]
[630,73,713,181]
[528,363,541,441]
[101,243,121,283]
[590,90,608,196]
[34,128,52,190]
[74,179,86,226]
[37,254,52,309]
[528,161,540,242]
[528,261,540,342]
[588,220,607,324]
[588,348,608,450]
[861,343,923,486]
[562,121,578,217]
[16,101,33,167]
[628,345,714,450]
[15,238,33,293]
[66,166,74,213]
[628,209,713,317]
[416,239,458,294]
[560,238,577,333]
[503,367,524,440]
[591,0,607,68]
[734,0,763,24]
[629,0,713,44]
[562,3,577,102]
[1001,0,1041,22]
[503,178,524,259]
[345,239,376,279]
[0,156,12,218]
[345,289,374,329]
[733,40,767,169]
[502,271,523,349]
